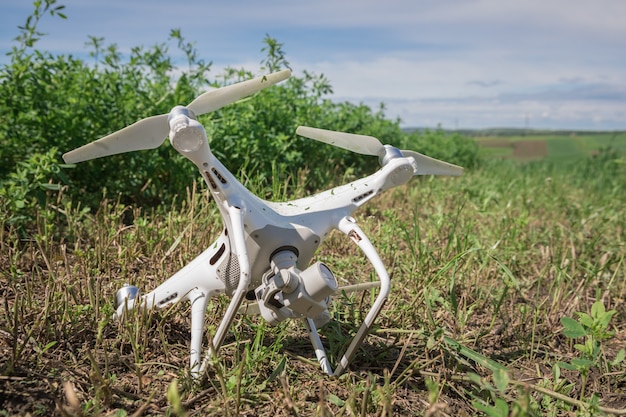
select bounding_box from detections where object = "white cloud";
[2,0,624,129]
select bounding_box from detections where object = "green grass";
[1,150,625,416]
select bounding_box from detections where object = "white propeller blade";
[296,126,463,176]
[63,69,292,164]
[188,69,291,115]
[296,126,384,156]
[401,150,464,176]
[63,114,169,164]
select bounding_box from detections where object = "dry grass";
[1,155,625,416]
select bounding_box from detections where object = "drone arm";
[199,204,250,375]
[333,216,391,376]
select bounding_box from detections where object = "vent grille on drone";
[217,253,240,295]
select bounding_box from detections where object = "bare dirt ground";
[477,139,549,160]
[511,140,548,159]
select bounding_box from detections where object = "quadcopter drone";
[63,69,462,379]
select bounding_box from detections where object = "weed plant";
[1,149,624,416]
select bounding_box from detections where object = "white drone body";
[63,70,462,379]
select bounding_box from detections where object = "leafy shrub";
[1,5,403,209]
[0,147,71,229]
[1,1,479,223]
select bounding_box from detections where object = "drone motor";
[115,284,140,309]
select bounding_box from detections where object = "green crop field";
[475,131,626,161]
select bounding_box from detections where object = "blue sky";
[2,0,625,130]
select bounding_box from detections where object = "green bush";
[1,1,479,230]
[1,14,404,210]
[0,147,71,229]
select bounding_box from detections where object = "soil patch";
[512,140,548,159]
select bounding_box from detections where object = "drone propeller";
[296,126,463,176]
[63,69,292,164]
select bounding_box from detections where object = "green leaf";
[570,358,593,369]
[591,300,605,318]
[560,317,586,338]
[443,336,508,373]
[493,368,509,392]
[41,340,57,353]
[612,349,625,366]
[467,372,483,386]
[573,343,588,353]
[268,356,287,381]
[226,375,237,391]
[473,398,509,417]
[41,183,60,190]
[166,379,184,416]
[599,309,617,329]
[556,361,578,371]
[327,393,345,407]
[577,312,594,329]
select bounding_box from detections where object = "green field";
[474,131,626,161]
